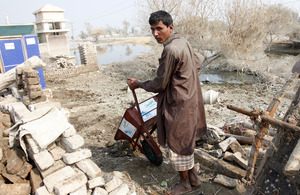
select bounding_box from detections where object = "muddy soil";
[45,49,296,194]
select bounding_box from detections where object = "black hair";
[149,10,173,27]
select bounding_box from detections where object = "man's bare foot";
[165,182,192,195]
[188,166,201,187]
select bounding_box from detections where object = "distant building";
[33,4,70,57]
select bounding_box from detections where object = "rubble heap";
[0,57,138,195]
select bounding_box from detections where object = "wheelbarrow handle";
[131,89,144,122]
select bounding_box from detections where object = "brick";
[0,175,5,184]
[43,166,76,192]
[32,94,47,103]
[17,161,32,179]
[69,184,87,195]
[53,169,87,195]
[30,168,43,194]
[35,186,52,195]
[213,174,237,189]
[0,148,2,161]
[28,84,42,92]
[49,146,66,161]
[25,134,41,154]
[88,176,105,189]
[33,150,54,171]
[63,148,92,165]
[109,184,129,195]
[1,168,25,183]
[0,182,31,195]
[218,137,237,152]
[24,69,39,78]
[6,147,25,175]
[0,112,11,125]
[61,134,84,152]
[40,160,66,178]
[29,90,43,99]
[26,77,40,85]
[92,187,108,195]
[104,176,123,193]
[47,142,57,151]
[76,158,101,179]
[62,125,77,137]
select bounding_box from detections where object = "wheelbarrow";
[114,89,163,166]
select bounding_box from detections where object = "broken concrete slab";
[9,101,31,123]
[229,140,247,158]
[232,152,248,169]
[218,136,237,152]
[194,148,246,179]
[213,174,237,189]
[76,158,101,179]
[284,138,300,175]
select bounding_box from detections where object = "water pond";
[71,43,257,84]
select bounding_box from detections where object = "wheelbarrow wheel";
[141,139,163,166]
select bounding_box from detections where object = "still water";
[72,43,152,66]
[71,43,256,84]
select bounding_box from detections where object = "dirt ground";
[45,43,298,194]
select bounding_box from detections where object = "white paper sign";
[26,38,36,45]
[142,109,157,122]
[135,97,157,122]
[119,118,137,138]
[5,43,15,50]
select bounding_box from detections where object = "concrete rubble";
[0,67,136,194]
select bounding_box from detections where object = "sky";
[1,0,300,38]
[0,0,137,38]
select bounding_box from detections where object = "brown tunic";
[139,33,207,155]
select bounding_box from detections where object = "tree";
[122,20,130,36]
[91,28,107,41]
[79,31,88,40]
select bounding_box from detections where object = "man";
[127,10,207,195]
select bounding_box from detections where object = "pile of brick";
[79,42,98,66]
[0,91,137,195]
[16,68,46,105]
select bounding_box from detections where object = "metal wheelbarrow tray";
[114,90,163,166]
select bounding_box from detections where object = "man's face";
[150,20,173,44]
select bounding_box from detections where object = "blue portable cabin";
[0,24,46,89]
